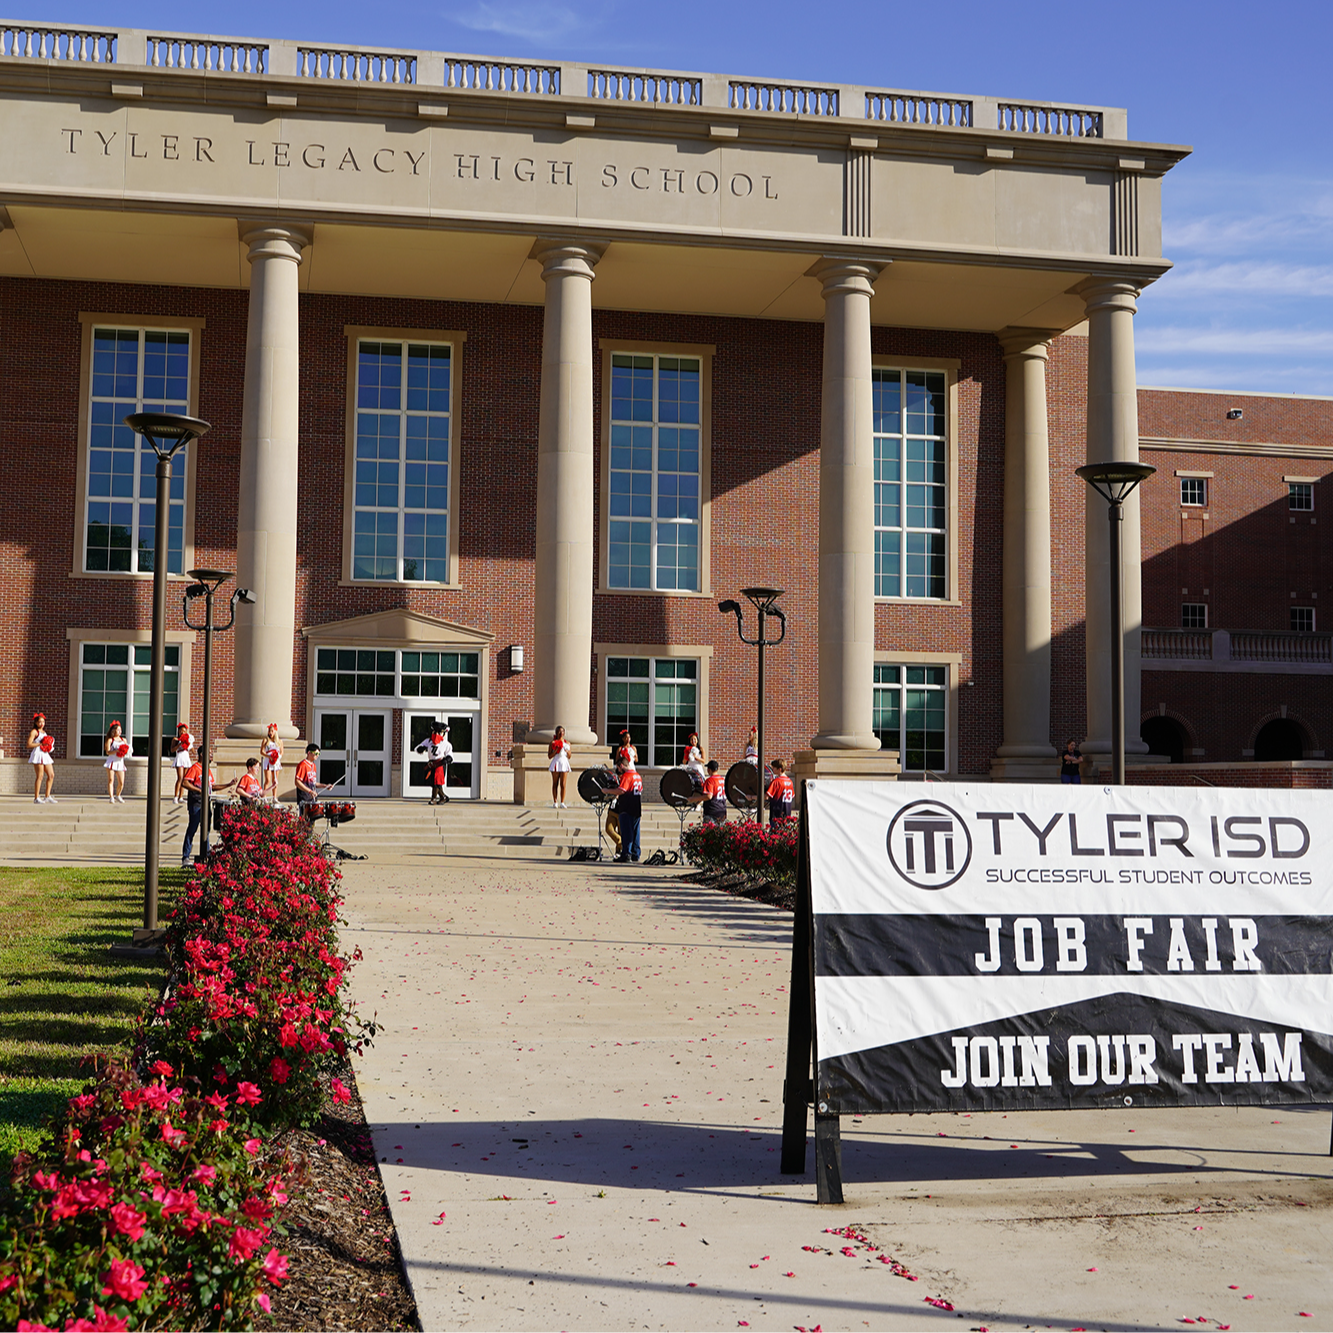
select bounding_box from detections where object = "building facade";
[0,20,1199,798]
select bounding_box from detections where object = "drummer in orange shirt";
[295,743,336,813]
[766,758,795,821]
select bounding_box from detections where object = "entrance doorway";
[313,708,392,797]
[404,710,478,799]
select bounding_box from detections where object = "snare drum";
[302,801,324,821]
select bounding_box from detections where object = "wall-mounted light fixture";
[510,645,525,673]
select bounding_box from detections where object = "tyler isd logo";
[885,799,972,890]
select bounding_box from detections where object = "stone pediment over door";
[302,609,496,649]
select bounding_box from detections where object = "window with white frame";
[352,341,452,582]
[874,369,947,599]
[604,657,697,766]
[85,328,190,573]
[1291,606,1316,633]
[311,648,481,701]
[78,643,180,757]
[607,354,701,591]
[1180,477,1207,507]
[873,663,947,772]
[1289,482,1314,512]
[400,651,480,700]
[1181,603,1209,629]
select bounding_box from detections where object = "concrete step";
[0,796,698,865]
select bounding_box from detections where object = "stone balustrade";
[0,19,1129,137]
[1143,628,1333,673]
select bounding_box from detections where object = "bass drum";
[724,761,772,811]
[658,768,697,808]
[578,766,620,806]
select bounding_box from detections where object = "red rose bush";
[681,815,798,893]
[0,802,375,1330]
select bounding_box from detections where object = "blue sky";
[52,0,1333,395]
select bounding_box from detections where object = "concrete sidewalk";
[345,858,1333,1332]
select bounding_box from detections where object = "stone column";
[227,223,308,741]
[809,257,884,753]
[991,329,1059,782]
[527,239,605,748]
[1076,278,1148,762]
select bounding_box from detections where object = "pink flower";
[234,1082,262,1107]
[330,1078,351,1104]
[191,1164,218,1184]
[204,1093,229,1112]
[101,1258,149,1300]
[244,1138,262,1156]
[229,1227,266,1262]
[256,1295,272,1314]
[71,1094,97,1113]
[268,1057,291,1085]
[109,1202,146,1240]
[150,1060,174,1078]
[261,1248,290,1283]
[17,1322,54,1331]
[160,1122,187,1149]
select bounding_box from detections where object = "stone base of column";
[510,742,607,805]
[791,747,901,793]
[989,755,1059,783]
[211,737,300,802]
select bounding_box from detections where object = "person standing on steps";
[104,720,129,803]
[691,759,727,824]
[743,726,759,766]
[612,728,638,771]
[548,725,572,808]
[681,732,706,788]
[1060,739,1083,785]
[171,722,194,803]
[261,723,284,803]
[181,743,236,867]
[613,755,643,863]
[28,712,56,804]
[416,721,453,805]
[294,743,335,815]
[766,758,795,821]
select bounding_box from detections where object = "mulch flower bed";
[256,1068,417,1333]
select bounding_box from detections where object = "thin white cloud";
[452,1,590,45]
[1154,261,1333,298]
[1136,326,1333,356]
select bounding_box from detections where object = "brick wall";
[0,277,998,778]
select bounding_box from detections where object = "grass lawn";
[0,867,187,1167]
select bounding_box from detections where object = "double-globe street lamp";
[1076,460,1156,786]
[718,587,787,826]
[123,412,210,942]
[183,571,255,864]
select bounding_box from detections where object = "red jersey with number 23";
[767,774,794,802]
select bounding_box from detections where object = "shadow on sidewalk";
[367,1113,1333,1193]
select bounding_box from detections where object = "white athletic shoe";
[33,797,41,804]
[45,796,57,804]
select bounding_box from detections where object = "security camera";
[1227,408,1243,420]
[235,588,257,604]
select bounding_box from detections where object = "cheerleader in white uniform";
[261,723,284,803]
[27,712,56,804]
[547,726,572,808]
[681,732,707,788]
[171,723,194,803]
[104,720,129,803]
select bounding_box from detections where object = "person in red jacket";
[766,758,795,821]
[691,759,727,824]
[613,757,643,863]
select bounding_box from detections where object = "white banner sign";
[802,780,1333,1113]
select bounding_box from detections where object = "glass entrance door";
[404,710,478,799]
[313,708,391,797]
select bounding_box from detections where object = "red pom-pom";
[39,735,54,753]
[116,742,131,758]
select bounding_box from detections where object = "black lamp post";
[1075,461,1156,786]
[183,570,255,863]
[123,411,210,941]
[719,587,787,826]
